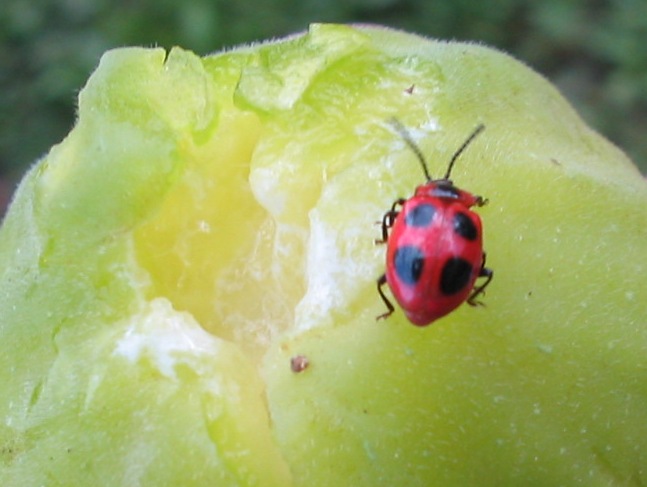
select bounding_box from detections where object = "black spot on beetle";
[453,212,478,240]
[440,257,473,295]
[394,246,425,285]
[405,203,436,227]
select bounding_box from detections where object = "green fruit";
[1,23,646,486]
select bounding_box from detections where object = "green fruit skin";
[1,23,647,486]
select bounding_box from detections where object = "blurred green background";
[1,0,647,213]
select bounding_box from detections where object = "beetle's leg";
[376,274,395,321]
[474,195,489,207]
[375,198,405,244]
[467,253,493,306]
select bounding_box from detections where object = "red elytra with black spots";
[376,121,493,326]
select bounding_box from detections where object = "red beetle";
[376,120,493,326]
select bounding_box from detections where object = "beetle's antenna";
[444,124,485,180]
[389,117,432,181]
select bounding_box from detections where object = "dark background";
[2,0,647,214]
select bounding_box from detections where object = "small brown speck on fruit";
[290,355,309,373]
